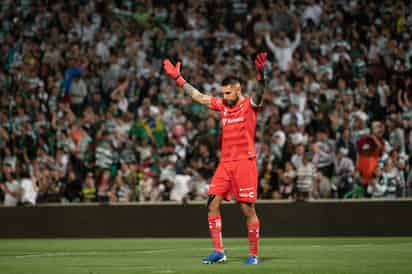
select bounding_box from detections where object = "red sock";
[208,214,224,252]
[248,219,260,257]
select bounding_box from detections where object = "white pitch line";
[9,247,205,259]
[13,243,409,259]
[14,251,101,258]
[11,246,250,259]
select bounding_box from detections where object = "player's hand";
[163,59,186,87]
[255,52,267,81]
[163,59,181,79]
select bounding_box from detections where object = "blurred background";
[1,0,412,206]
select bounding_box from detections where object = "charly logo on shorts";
[239,187,254,198]
[239,192,255,198]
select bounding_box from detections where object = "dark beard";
[223,98,239,107]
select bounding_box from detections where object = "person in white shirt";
[302,0,322,26]
[170,174,191,202]
[1,166,21,206]
[265,16,301,71]
[20,170,38,206]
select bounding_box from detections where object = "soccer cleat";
[202,250,227,264]
[244,255,259,265]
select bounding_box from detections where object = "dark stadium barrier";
[1,199,412,238]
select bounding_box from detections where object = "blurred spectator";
[315,128,335,178]
[368,167,387,198]
[335,128,357,162]
[334,147,355,198]
[170,172,191,202]
[82,171,96,202]
[62,169,82,203]
[109,171,133,203]
[19,168,38,206]
[96,169,112,203]
[1,163,20,206]
[279,161,295,199]
[265,16,301,72]
[296,152,319,201]
[189,171,209,201]
[356,121,385,197]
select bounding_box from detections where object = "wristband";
[176,76,186,87]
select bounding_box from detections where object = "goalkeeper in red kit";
[163,52,268,265]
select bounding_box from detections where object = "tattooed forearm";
[183,82,197,97]
[252,80,265,106]
[252,64,269,107]
[183,82,211,106]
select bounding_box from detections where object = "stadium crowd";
[1,0,412,206]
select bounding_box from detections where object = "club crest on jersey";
[222,117,245,126]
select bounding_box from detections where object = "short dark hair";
[221,75,242,86]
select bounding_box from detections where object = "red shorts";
[208,158,258,203]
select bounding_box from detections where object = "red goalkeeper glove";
[163,59,186,87]
[255,52,267,81]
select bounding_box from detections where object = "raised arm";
[290,16,301,51]
[251,52,268,107]
[264,33,279,55]
[163,59,212,107]
[111,77,129,101]
[291,30,301,52]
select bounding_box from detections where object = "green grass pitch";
[0,238,411,274]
